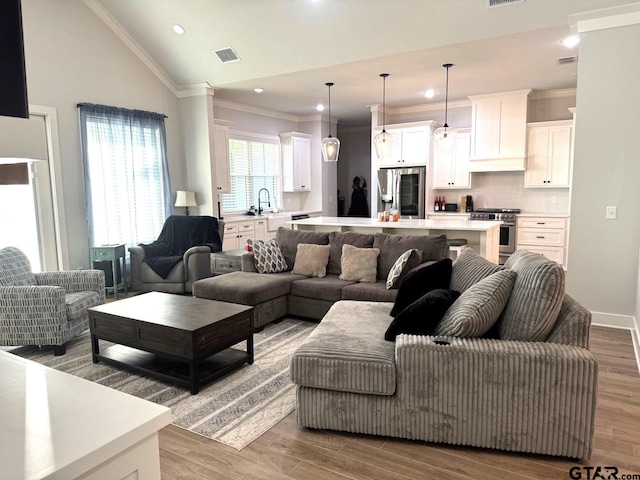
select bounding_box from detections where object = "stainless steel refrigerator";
[377,167,426,219]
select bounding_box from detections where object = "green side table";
[90,244,127,299]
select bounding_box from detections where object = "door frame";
[30,105,69,270]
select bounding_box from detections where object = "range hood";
[468,89,530,172]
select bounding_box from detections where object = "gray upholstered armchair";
[0,246,105,355]
[129,215,224,294]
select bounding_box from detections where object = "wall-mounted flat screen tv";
[0,0,29,119]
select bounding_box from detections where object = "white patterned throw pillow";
[249,239,288,274]
[386,249,422,289]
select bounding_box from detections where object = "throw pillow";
[327,231,374,276]
[385,288,461,341]
[339,244,381,283]
[434,269,517,337]
[385,249,423,289]
[390,258,453,317]
[450,247,504,293]
[373,233,449,280]
[291,243,331,278]
[248,239,287,274]
[497,249,566,341]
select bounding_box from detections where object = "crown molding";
[211,98,301,122]
[530,88,576,100]
[176,83,217,98]
[82,0,179,96]
[570,3,640,33]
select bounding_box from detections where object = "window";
[78,103,172,248]
[222,134,281,214]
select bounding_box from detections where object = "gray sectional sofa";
[193,227,449,329]
[290,248,598,459]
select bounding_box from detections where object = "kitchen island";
[290,216,502,263]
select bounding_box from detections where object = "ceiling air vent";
[214,47,241,64]
[487,0,525,8]
[557,56,578,65]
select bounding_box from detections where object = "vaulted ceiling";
[87,0,631,126]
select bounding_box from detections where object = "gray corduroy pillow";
[450,248,504,293]
[434,269,516,337]
[497,249,565,341]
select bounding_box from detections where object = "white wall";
[20,0,184,269]
[568,17,640,317]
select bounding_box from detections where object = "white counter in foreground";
[0,350,171,480]
[290,216,502,263]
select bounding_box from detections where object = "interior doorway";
[0,107,66,271]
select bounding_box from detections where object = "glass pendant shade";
[375,73,398,160]
[321,135,340,162]
[374,129,398,160]
[321,82,340,162]
[434,126,457,162]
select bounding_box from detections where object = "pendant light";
[373,73,398,160]
[434,63,457,161]
[321,82,340,162]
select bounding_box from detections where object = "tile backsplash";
[433,171,570,214]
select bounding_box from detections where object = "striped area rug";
[13,318,316,450]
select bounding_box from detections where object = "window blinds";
[222,136,281,214]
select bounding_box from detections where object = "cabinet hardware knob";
[536,236,545,239]
[536,222,545,225]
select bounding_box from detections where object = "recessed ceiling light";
[424,89,436,99]
[316,104,325,112]
[562,35,580,48]
[254,88,264,93]
[172,24,185,35]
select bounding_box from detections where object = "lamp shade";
[373,129,398,161]
[321,136,340,162]
[175,190,197,207]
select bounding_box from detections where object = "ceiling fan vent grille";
[487,0,525,8]
[214,47,241,63]
[557,56,578,65]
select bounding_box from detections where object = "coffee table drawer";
[196,314,252,352]
[138,324,189,357]
[90,313,136,341]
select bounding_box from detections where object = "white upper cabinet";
[468,89,531,172]
[374,122,436,168]
[213,123,231,193]
[433,129,472,189]
[525,120,573,188]
[281,132,311,192]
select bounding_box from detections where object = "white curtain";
[78,103,172,249]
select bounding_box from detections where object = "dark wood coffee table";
[88,292,254,394]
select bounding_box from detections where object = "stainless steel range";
[469,208,521,265]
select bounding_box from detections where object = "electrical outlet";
[329,195,333,203]
[606,206,617,220]
[551,196,557,204]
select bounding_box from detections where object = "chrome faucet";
[257,188,271,215]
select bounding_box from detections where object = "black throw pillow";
[385,288,461,341]
[390,258,453,317]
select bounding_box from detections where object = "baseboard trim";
[591,312,640,375]
[591,312,634,329]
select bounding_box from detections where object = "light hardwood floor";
[158,326,640,480]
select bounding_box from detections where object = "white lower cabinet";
[517,216,568,268]
[222,221,255,250]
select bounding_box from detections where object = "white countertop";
[517,213,570,218]
[0,350,171,480]
[290,216,502,231]
[222,210,319,223]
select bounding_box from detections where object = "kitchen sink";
[266,213,292,231]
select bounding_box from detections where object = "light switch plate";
[606,206,617,220]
